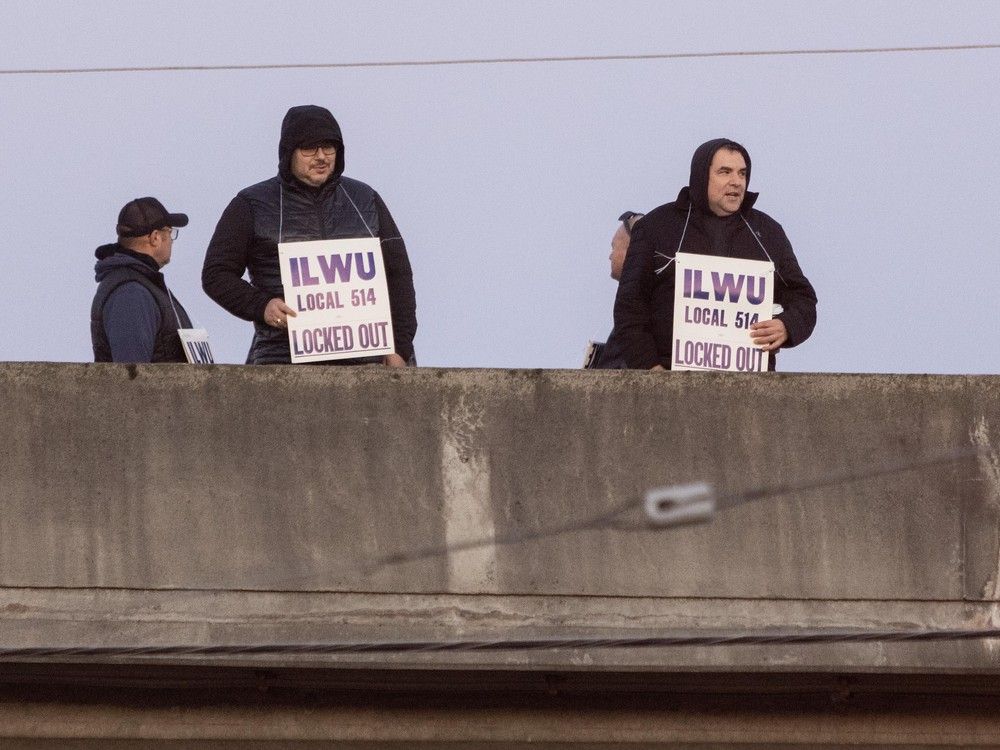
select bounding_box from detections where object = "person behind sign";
[613,138,817,370]
[202,105,417,366]
[91,197,194,363]
[585,211,644,369]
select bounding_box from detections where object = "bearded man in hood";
[613,139,817,371]
[202,105,417,366]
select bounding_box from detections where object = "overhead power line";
[1,43,997,76]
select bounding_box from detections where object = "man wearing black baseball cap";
[91,197,194,362]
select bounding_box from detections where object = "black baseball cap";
[618,210,644,234]
[116,197,189,238]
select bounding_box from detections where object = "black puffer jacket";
[202,105,417,364]
[613,139,817,370]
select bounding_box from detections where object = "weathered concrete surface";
[0,363,999,675]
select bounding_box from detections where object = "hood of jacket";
[680,138,758,215]
[94,243,164,284]
[278,105,345,186]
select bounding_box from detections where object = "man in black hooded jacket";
[202,105,417,365]
[613,139,816,370]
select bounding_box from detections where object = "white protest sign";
[671,252,774,372]
[178,328,214,364]
[278,238,394,363]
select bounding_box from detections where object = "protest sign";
[178,328,214,364]
[671,252,774,373]
[278,238,394,363]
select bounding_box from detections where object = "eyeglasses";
[299,142,337,157]
[158,227,179,240]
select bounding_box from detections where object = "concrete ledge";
[1,588,998,673]
[1,364,999,674]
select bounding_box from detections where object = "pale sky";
[2,0,998,372]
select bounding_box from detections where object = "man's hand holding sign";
[749,317,788,352]
[264,297,296,329]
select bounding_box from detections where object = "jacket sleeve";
[375,192,417,362]
[769,221,817,348]
[102,282,161,363]
[202,196,273,323]
[613,218,662,369]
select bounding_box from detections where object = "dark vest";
[239,175,381,364]
[91,265,192,362]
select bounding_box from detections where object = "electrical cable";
[2,627,999,660]
[1,452,992,660]
[374,447,983,568]
[1,43,997,76]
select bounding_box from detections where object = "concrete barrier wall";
[1,363,998,672]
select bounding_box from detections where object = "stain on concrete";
[441,391,498,594]
[970,418,1000,603]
